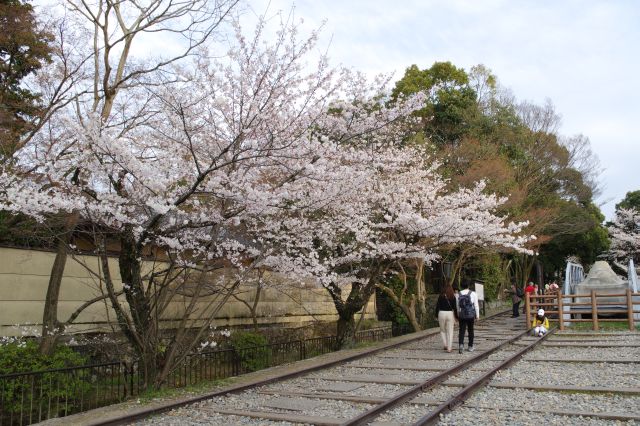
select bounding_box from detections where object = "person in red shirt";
[525,282,536,295]
[523,282,536,314]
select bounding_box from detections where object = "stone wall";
[0,247,376,337]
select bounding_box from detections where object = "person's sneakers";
[468,346,475,352]
[459,344,464,354]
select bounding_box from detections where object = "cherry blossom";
[609,208,640,263]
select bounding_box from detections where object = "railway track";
[88,313,640,425]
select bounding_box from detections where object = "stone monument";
[574,260,628,313]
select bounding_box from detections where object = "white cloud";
[246,0,640,219]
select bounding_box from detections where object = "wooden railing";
[524,289,640,331]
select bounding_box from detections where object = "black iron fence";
[0,325,406,425]
[0,361,136,426]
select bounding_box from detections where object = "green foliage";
[392,62,478,145]
[615,190,640,212]
[0,0,53,158]
[539,202,610,275]
[228,331,270,372]
[399,61,606,280]
[0,340,90,419]
[0,211,60,248]
[0,340,87,374]
[479,254,503,302]
[376,275,412,327]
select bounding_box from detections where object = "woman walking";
[435,285,458,352]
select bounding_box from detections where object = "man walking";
[458,280,480,354]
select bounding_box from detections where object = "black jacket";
[435,294,458,320]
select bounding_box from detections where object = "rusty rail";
[413,328,555,425]
[89,310,512,426]
[342,323,530,426]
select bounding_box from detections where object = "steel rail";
[341,322,530,426]
[413,328,556,425]
[89,309,511,426]
[86,311,505,426]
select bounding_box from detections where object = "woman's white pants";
[534,325,547,336]
[438,311,455,350]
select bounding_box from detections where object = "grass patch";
[136,377,235,404]
[354,341,377,349]
[566,321,640,331]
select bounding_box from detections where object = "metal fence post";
[129,363,135,398]
[233,350,240,376]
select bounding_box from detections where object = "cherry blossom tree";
[2,4,535,389]
[0,12,427,387]
[13,0,240,356]
[251,147,533,346]
[608,208,640,265]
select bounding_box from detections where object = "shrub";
[228,331,270,372]
[0,341,90,421]
[479,253,503,302]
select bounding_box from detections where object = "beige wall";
[0,247,376,337]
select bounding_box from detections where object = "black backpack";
[458,293,475,320]
[516,286,524,297]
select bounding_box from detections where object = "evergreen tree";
[0,0,52,160]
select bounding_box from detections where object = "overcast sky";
[247,0,640,220]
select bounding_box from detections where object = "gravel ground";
[491,361,640,388]
[140,316,640,426]
[467,387,640,414]
[524,346,640,359]
[466,360,503,370]
[487,349,521,361]
[371,330,640,425]
[431,337,640,424]
[140,389,370,425]
[556,329,640,337]
[345,358,458,370]
[263,377,411,398]
[204,391,369,417]
[409,385,461,403]
[369,403,429,424]
[447,367,489,383]
[141,410,301,425]
[552,334,640,339]
[438,407,637,426]
[305,365,437,381]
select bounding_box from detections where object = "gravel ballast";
[122,319,640,425]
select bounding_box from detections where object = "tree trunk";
[39,212,79,355]
[404,298,420,332]
[327,278,378,349]
[251,283,262,333]
[336,314,356,348]
[414,259,427,326]
[118,228,157,390]
[376,283,422,332]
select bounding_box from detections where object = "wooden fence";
[524,289,640,331]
